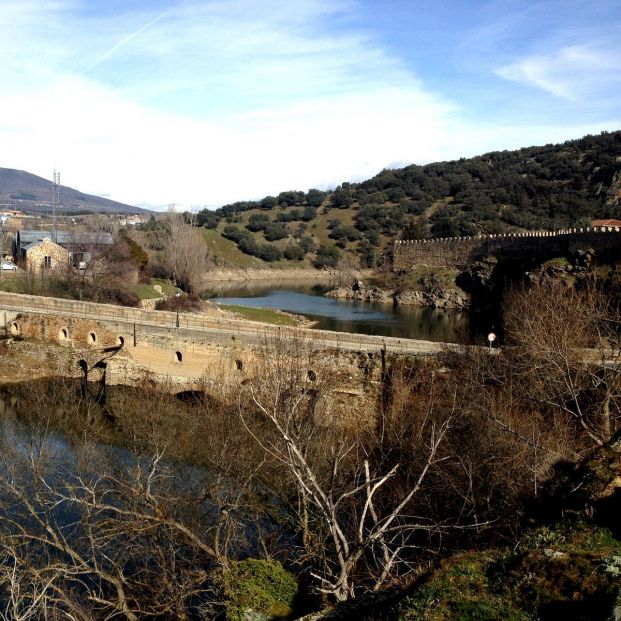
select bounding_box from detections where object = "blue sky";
[0,0,619,209]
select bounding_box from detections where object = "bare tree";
[239,336,453,602]
[162,209,212,293]
[504,281,621,447]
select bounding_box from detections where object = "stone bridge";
[0,292,456,415]
[394,227,621,271]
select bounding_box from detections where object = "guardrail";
[0,291,454,356]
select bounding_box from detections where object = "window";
[44,256,52,269]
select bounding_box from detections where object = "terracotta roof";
[591,219,621,227]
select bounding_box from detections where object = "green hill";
[197,130,621,269]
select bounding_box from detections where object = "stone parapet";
[394,228,621,270]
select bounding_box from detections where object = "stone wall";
[25,238,70,272]
[394,228,621,271]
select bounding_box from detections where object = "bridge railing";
[0,291,453,355]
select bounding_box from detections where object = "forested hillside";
[196,131,621,268]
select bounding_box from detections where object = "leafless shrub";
[161,210,212,293]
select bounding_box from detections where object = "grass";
[151,278,179,296]
[217,303,298,326]
[204,228,265,268]
[0,273,28,293]
[129,283,162,300]
[397,521,621,621]
[128,279,180,300]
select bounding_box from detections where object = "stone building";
[21,237,70,272]
[13,230,113,269]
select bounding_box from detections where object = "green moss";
[220,559,298,621]
[398,522,621,621]
[542,257,570,268]
[398,552,529,621]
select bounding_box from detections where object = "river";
[204,279,479,343]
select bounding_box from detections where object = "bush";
[263,223,288,241]
[247,214,271,232]
[313,245,340,268]
[256,243,283,262]
[299,235,316,253]
[283,243,305,261]
[155,293,203,312]
[219,559,298,621]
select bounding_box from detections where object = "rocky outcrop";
[325,279,470,310]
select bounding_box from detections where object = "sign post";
[487,331,496,352]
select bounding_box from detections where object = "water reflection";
[205,280,470,342]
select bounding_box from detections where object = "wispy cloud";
[82,10,170,74]
[495,44,621,102]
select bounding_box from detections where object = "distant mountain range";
[0,168,147,214]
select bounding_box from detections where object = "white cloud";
[495,45,621,101]
[0,1,618,209]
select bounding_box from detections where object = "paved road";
[0,291,460,356]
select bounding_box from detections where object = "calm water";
[205,279,474,343]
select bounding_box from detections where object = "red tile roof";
[591,219,621,227]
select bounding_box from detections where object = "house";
[13,230,114,269]
[591,219,621,229]
[21,237,70,272]
[119,215,144,227]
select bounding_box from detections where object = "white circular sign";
[487,332,497,343]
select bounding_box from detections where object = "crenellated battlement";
[393,227,621,270]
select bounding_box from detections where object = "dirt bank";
[202,267,373,283]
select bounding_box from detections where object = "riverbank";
[202,266,373,283]
[326,274,470,310]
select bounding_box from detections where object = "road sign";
[487,332,496,343]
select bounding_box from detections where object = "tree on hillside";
[162,209,212,293]
[313,245,340,268]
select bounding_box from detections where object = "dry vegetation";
[0,283,619,619]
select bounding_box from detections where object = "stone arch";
[117,336,125,346]
[58,327,69,341]
[175,351,183,363]
[88,332,97,344]
[9,321,20,336]
[307,369,317,382]
[235,359,243,371]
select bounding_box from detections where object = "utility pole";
[52,170,60,243]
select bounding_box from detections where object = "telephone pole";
[52,170,60,243]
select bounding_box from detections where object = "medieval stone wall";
[394,228,621,270]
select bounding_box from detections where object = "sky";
[0,0,619,210]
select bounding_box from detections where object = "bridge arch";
[88,332,97,345]
[58,327,69,341]
[9,321,20,336]
[174,351,183,363]
[117,335,125,346]
[235,359,243,371]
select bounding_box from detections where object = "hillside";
[196,130,621,269]
[0,168,146,215]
